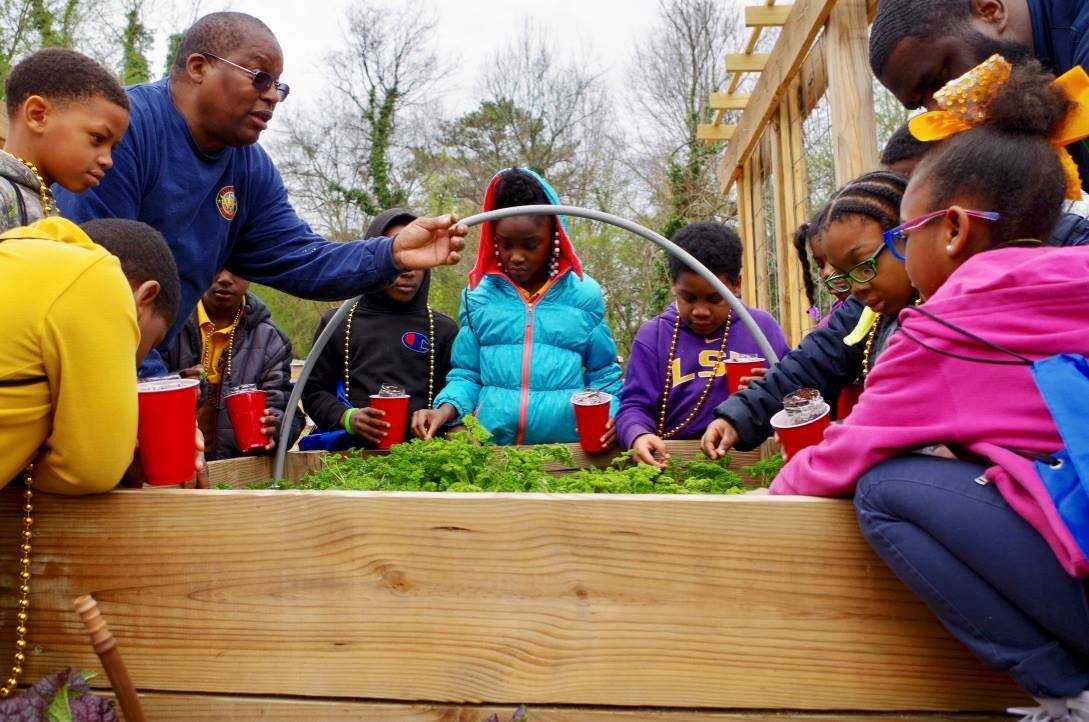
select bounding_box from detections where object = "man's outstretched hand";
[391,214,468,270]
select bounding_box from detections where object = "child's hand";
[178,365,203,379]
[632,433,670,469]
[600,418,617,450]
[259,408,276,451]
[738,366,768,390]
[346,407,390,444]
[124,423,207,488]
[701,418,740,460]
[411,404,456,440]
[183,426,208,489]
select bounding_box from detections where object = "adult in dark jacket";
[164,270,302,460]
[868,0,1089,192]
[300,209,458,450]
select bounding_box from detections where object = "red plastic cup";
[571,390,613,453]
[137,378,199,486]
[770,402,832,459]
[369,394,410,449]
[724,357,767,393]
[225,387,268,453]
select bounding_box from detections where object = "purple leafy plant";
[0,668,116,722]
[485,706,528,722]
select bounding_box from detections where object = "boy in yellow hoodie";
[0,216,181,493]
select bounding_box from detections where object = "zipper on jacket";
[515,304,535,445]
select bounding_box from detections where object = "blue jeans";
[855,455,1089,698]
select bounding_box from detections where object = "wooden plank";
[697,123,736,141]
[750,142,772,313]
[738,157,758,307]
[798,34,829,120]
[709,92,751,110]
[131,692,1012,721]
[718,0,839,194]
[207,443,771,488]
[725,53,770,73]
[787,81,815,339]
[825,0,879,185]
[0,490,1025,710]
[746,5,793,26]
[772,106,797,346]
[772,78,810,348]
[206,451,326,487]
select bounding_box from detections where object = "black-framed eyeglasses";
[201,52,290,102]
[882,208,1000,261]
[824,243,887,293]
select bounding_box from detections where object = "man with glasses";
[55,12,466,376]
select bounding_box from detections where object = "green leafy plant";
[282,417,746,495]
[741,453,785,488]
[0,669,116,721]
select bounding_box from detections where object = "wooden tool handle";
[72,595,146,722]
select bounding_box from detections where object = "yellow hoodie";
[0,217,138,493]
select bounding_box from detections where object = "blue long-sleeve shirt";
[1028,0,1089,190]
[55,79,401,357]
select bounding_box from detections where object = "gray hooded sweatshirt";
[0,152,52,231]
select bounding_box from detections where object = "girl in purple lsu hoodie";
[772,61,1089,719]
[616,223,790,467]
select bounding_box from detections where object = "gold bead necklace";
[200,305,244,383]
[656,310,733,439]
[862,299,922,378]
[1,150,55,217]
[0,467,34,697]
[343,303,435,407]
[861,321,880,378]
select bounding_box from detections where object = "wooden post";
[824,0,879,185]
[773,80,808,347]
[750,141,771,313]
[738,159,758,307]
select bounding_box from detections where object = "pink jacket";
[771,246,1089,577]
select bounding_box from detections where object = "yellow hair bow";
[908,54,1089,200]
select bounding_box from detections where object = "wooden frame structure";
[700,0,881,346]
[0,444,1027,720]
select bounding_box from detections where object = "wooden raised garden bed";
[0,441,1026,720]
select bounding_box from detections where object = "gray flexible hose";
[274,204,781,481]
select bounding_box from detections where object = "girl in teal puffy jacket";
[412,168,623,445]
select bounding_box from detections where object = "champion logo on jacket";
[402,331,430,353]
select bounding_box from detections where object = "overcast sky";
[149,0,732,119]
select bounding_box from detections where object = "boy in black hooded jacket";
[300,209,458,450]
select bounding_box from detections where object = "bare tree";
[414,22,611,208]
[274,0,444,239]
[629,0,744,235]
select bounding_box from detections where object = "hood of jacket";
[0,152,39,192]
[359,207,429,314]
[0,216,96,249]
[242,291,271,330]
[901,245,1087,356]
[467,168,583,290]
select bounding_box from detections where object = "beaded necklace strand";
[199,305,244,383]
[1,150,55,216]
[862,298,925,378]
[656,310,733,439]
[0,467,33,697]
[861,321,880,378]
[343,302,436,408]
